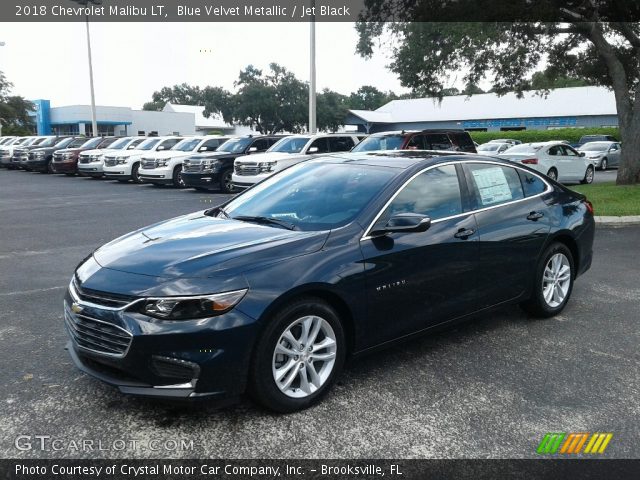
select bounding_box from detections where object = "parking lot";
[0,169,638,459]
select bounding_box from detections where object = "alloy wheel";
[584,166,594,184]
[601,158,608,170]
[223,170,234,193]
[542,253,571,308]
[272,315,337,399]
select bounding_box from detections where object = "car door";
[462,163,551,307]
[560,145,585,180]
[360,164,479,346]
[545,145,567,180]
[608,143,621,166]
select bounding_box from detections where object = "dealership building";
[30,100,251,137]
[345,86,618,133]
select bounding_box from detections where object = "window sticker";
[471,167,513,205]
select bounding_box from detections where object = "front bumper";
[78,162,104,177]
[139,167,173,184]
[25,158,48,171]
[63,282,257,400]
[231,172,273,190]
[51,161,78,173]
[182,171,222,189]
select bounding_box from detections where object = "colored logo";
[537,432,613,454]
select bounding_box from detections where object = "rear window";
[351,134,405,152]
[518,170,547,197]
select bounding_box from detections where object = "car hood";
[93,211,329,279]
[80,148,110,156]
[188,151,237,160]
[581,152,605,158]
[54,148,82,154]
[143,150,193,160]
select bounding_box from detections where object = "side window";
[201,139,221,151]
[547,145,561,156]
[377,165,463,225]
[611,143,620,151]
[251,138,269,151]
[562,145,578,156]
[405,135,424,150]
[328,136,354,152]
[128,139,145,149]
[466,164,524,208]
[308,138,329,153]
[424,133,453,150]
[268,138,281,147]
[517,170,547,197]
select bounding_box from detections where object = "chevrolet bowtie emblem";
[71,302,84,314]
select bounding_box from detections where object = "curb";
[594,215,640,226]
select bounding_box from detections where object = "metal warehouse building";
[345,86,617,133]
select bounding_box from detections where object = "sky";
[0,22,408,109]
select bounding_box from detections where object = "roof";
[320,150,478,169]
[162,103,233,129]
[348,86,616,124]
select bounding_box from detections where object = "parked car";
[488,138,522,145]
[138,136,228,187]
[351,129,477,154]
[477,142,511,154]
[182,135,282,193]
[498,142,594,184]
[577,141,621,170]
[103,136,183,183]
[64,151,594,411]
[78,137,146,178]
[50,137,107,175]
[0,136,17,146]
[12,136,66,170]
[0,136,40,168]
[574,134,618,148]
[25,137,86,173]
[232,133,361,190]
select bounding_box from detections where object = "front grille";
[53,153,63,162]
[235,163,259,176]
[73,277,135,309]
[184,159,204,173]
[79,156,91,164]
[28,152,36,160]
[104,156,117,167]
[141,158,157,169]
[65,310,132,357]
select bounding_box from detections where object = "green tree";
[142,83,204,111]
[317,89,350,132]
[348,85,399,110]
[356,4,640,184]
[0,72,34,135]
[529,68,594,90]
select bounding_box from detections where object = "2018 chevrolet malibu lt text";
[64,152,594,412]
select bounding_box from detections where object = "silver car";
[578,141,621,170]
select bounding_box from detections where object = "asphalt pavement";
[0,169,638,459]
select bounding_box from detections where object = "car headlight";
[137,289,247,320]
[34,151,45,158]
[116,156,128,164]
[157,158,169,167]
[202,159,220,172]
[258,161,277,173]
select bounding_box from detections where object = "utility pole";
[308,0,317,133]
[85,15,98,137]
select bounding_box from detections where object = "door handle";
[454,228,475,239]
[527,211,544,221]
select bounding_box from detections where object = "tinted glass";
[201,139,222,150]
[379,165,462,223]
[81,137,104,149]
[450,132,476,152]
[466,164,524,208]
[328,136,354,152]
[251,138,269,151]
[352,134,405,152]
[308,138,329,153]
[424,133,453,150]
[54,137,74,148]
[218,138,253,153]
[37,137,60,147]
[128,138,145,149]
[224,162,396,231]
[518,170,547,197]
[68,138,88,148]
[562,145,578,156]
[98,137,120,148]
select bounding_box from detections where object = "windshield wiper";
[204,206,229,218]
[232,215,299,231]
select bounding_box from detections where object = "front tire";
[173,165,185,188]
[521,242,574,318]
[581,165,594,184]
[249,298,346,413]
[219,168,235,194]
[600,158,608,171]
[131,163,142,184]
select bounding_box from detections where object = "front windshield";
[136,138,161,150]
[35,137,58,147]
[503,144,541,154]
[218,137,252,153]
[81,137,104,149]
[580,142,610,152]
[477,144,500,152]
[108,137,133,150]
[171,138,202,152]
[269,136,311,153]
[223,161,396,231]
[352,134,405,152]
[22,138,38,146]
[53,137,74,148]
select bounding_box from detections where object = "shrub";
[469,127,619,145]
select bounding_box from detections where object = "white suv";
[78,137,146,178]
[232,133,361,190]
[138,135,226,187]
[103,136,183,183]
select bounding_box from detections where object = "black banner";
[2,459,640,480]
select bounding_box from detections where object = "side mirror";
[371,213,432,236]
[248,146,258,153]
[308,146,319,154]
[579,151,585,157]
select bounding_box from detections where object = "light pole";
[308,0,317,133]
[0,41,5,136]
[72,0,100,137]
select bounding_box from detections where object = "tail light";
[521,158,538,165]
[583,199,594,215]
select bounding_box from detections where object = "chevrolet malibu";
[64,152,594,412]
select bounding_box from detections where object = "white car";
[0,136,40,167]
[78,136,147,178]
[139,135,227,187]
[0,136,17,146]
[477,142,511,154]
[498,141,594,184]
[232,133,361,190]
[578,141,621,170]
[103,136,183,183]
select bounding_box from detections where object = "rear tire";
[521,242,574,318]
[546,168,558,181]
[248,297,346,413]
[580,165,594,184]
